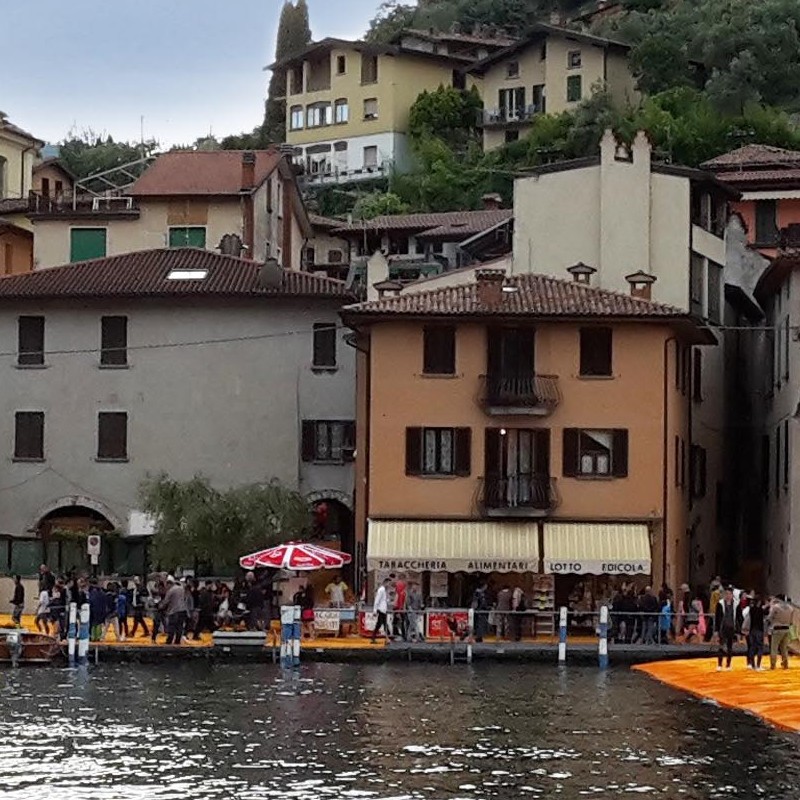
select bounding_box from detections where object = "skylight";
[166,269,208,281]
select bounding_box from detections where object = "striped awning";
[543,522,651,576]
[367,520,539,573]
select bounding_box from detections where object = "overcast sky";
[3,0,392,147]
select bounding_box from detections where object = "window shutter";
[405,428,422,475]
[484,428,501,477]
[18,316,45,366]
[301,421,316,462]
[562,429,578,477]
[534,429,550,476]
[612,429,629,477]
[692,350,702,402]
[454,428,472,476]
[343,422,356,462]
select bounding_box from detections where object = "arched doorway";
[38,505,114,576]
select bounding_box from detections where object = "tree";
[59,128,159,182]
[366,1,418,43]
[262,0,313,146]
[352,191,410,219]
[140,474,311,573]
[408,86,483,150]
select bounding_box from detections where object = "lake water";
[0,662,797,799]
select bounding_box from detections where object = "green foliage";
[366,1,418,42]
[140,474,311,573]
[59,129,159,181]
[352,191,410,219]
[409,86,483,150]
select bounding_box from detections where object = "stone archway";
[29,495,123,534]
[306,489,352,511]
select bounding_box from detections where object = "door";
[485,429,550,508]
[487,327,535,403]
[498,88,526,121]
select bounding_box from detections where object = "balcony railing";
[480,373,560,415]
[27,192,139,216]
[481,474,559,517]
[477,105,543,128]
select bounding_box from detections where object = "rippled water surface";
[0,662,798,799]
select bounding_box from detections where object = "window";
[168,227,206,248]
[755,200,778,245]
[14,412,44,461]
[707,261,722,324]
[328,249,343,263]
[406,427,471,476]
[363,146,378,169]
[531,84,546,113]
[55,180,63,197]
[97,412,128,461]
[784,419,790,489]
[579,327,612,376]
[562,429,628,478]
[692,349,702,402]
[423,326,456,375]
[363,98,378,120]
[566,75,582,103]
[302,420,355,463]
[361,54,378,84]
[334,99,349,124]
[452,69,466,90]
[336,55,346,75]
[568,50,582,68]
[70,228,107,262]
[41,178,51,197]
[540,44,547,60]
[690,445,707,499]
[100,316,128,366]
[784,317,791,382]
[313,323,337,368]
[499,87,525,120]
[167,269,208,281]
[307,105,322,127]
[18,316,44,366]
[506,61,520,78]
[303,246,316,266]
[290,105,304,130]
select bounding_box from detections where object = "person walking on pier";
[496,585,511,640]
[129,576,150,639]
[162,575,186,645]
[767,594,793,670]
[35,584,50,635]
[715,586,737,671]
[406,581,424,642]
[511,584,526,641]
[745,593,767,670]
[10,575,24,628]
[371,577,392,643]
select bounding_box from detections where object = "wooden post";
[558,606,568,664]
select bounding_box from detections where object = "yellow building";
[0,116,43,275]
[467,23,639,151]
[270,38,471,181]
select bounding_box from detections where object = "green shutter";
[567,75,582,102]
[169,227,206,248]
[70,228,107,262]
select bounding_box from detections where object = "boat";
[0,629,61,664]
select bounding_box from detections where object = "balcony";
[477,106,542,129]
[479,373,560,415]
[27,192,140,219]
[481,474,559,518]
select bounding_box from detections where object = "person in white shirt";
[35,588,51,635]
[371,577,393,643]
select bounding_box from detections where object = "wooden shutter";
[70,228,107,262]
[313,323,337,367]
[562,428,579,477]
[14,412,44,460]
[612,429,629,477]
[101,316,128,366]
[405,428,422,475]
[18,316,45,366]
[534,429,550,475]
[423,326,455,375]
[98,412,127,460]
[301,421,316,462]
[343,422,356,462]
[484,428,502,477]
[454,428,472,476]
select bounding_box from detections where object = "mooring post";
[77,603,90,666]
[467,607,474,664]
[280,605,292,669]
[67,602,78,666]
[292,604,301,668]
[558,606,568,664]
[599,605,609,670]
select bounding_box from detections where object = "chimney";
[567,262,597,285]
[625,270,657,300]
[241,152,257,260]
[241,151,256,191]
[374,279,404,299]
[476,268,506,308]
[481,192,503,210]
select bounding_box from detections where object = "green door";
[70,228,107,262]
[169,227,206,248]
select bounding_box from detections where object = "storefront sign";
[369,558,537,574]
[426,611,469,640]
[315,609,341,633]
[545,560,651,576]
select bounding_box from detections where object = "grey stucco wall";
[0,296,355,538]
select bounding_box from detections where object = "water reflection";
[0,662,797,799]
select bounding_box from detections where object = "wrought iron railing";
[480,373,560,411]
[482,474,559,512]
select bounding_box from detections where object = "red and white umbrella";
[239,541,352,571]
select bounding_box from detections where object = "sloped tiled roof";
[130,150,282,196]
[344,271,684,318]
[702,145,800,169]
[714,169,800,188]
[0,118,44,145]
[309,214,344,229]
[332,209,512,237]
[0,249,351,300]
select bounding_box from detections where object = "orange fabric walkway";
[635,657,800,732]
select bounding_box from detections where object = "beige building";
[467,24,639,151]
[31,150,311,270]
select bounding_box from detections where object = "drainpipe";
[21,146,35,199]
[662,336,677,588]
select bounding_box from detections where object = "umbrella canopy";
[240,541,352,571]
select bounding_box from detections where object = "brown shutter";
[612,429,629,477]
[343,422,356,461]
[534,429,550,476]
[484,428,501,477]
[301,421,316,462]
[406,428,422,475]
[454,428,472,476]
[562,428,578,477]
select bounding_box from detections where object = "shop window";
[690,444,707,499]
[755,200,778,245]
[100,316,128,367]
[18,315,45,366]
[169,227,206,248]
[406,427,471,476]
[566,75,582,103]
[562,428,628,478]
[579,327,612,376]
[568,50,582,68]
[14,411,44,461]
[98,412,128,461]
[313,322,337,368]
[290,105,304,130]
[302,420,355,463]
[423,326,456,375]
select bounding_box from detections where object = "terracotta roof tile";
[130,150,282,197]
[702,144,800,169]
[0,249,351,301]
[332,209,512,237]
[345,271,683,318]
[309,214,344,229]
[715,169,800,187]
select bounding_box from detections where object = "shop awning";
[367,520,539,573]
[543,523,651,576]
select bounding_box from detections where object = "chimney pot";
[567,262,597,285]
[476,268,506,308]
[625,270,657,300]
[481,192,503,210]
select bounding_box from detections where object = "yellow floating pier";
[635,657,800,732]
